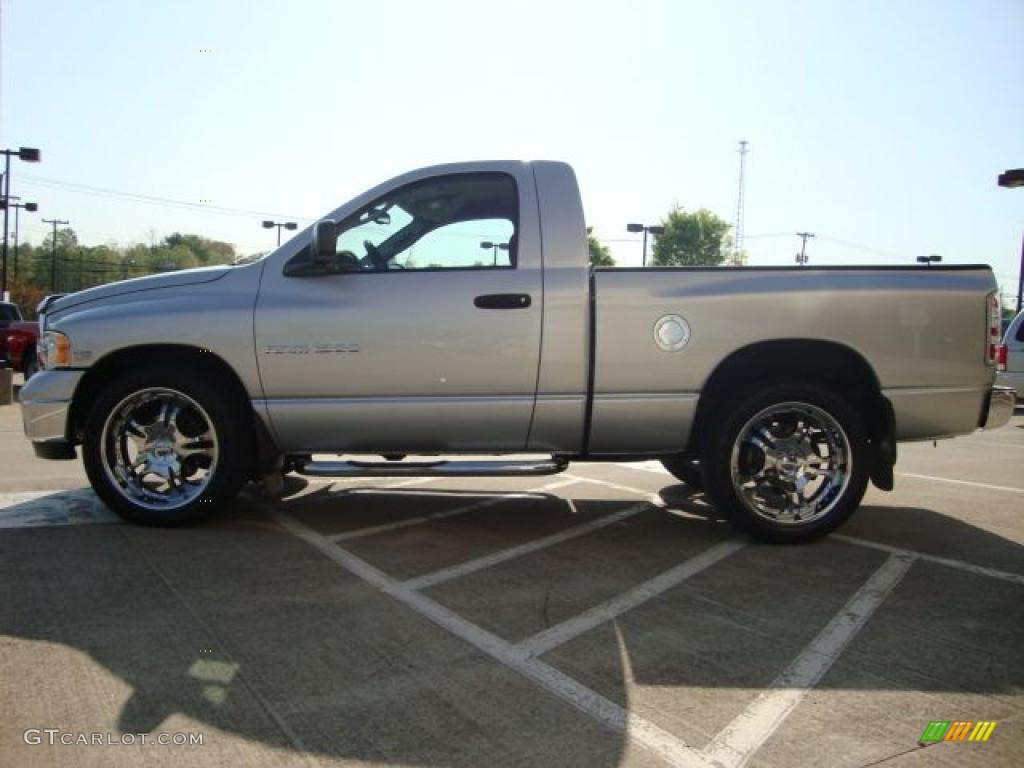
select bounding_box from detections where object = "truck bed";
[588,265,996,453]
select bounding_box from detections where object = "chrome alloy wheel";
[729,401,851,526]
[100,387,219,511]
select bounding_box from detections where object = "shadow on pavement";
[0,482,1021,765]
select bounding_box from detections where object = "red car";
[2,295,64,379]
[5,319,40,378]
[0,301,24,364]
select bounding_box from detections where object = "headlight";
[39,331,72,369]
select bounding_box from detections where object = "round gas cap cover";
[653,314,691,351]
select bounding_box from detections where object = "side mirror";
[311,219,337,263]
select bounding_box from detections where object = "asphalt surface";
[1,379,1021,768]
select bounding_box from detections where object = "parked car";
[0,301,24,363]
[997,309,1024,400]
[18,160,1015,542]
[5,320,40,378]
[2,296,66,378]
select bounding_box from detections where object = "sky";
[2,0,1022,304]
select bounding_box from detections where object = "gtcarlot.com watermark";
[24,729,204,747]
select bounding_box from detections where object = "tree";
[587,228,615,267]
[149,243,198,272]
[33,227,79,290]
[163,233,236,265]
[7,273,46,318]
[650,207,732,267]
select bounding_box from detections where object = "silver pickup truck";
[20,161,1014,542]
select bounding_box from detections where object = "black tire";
[23,351,38,380]
[660,455,705,490]
[82,365,251,526]
[701,383,869,544]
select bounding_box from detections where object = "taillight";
[997,343,1008,371]
[986,292,1000,366]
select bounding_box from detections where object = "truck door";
[253,170,543,453]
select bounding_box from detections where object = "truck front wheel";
[23,350,39,380]
[660,455,704,490]
[82,366,249,526]
[702,384,869,543]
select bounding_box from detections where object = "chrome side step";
[293,457,569,478]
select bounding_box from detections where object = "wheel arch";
[689,339,895,490]
[68,344,274,476]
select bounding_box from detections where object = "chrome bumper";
[981,386,1016,431]
[19,370,86,455]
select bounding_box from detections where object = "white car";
[997,310,1024,399]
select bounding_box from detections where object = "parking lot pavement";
[0,398,1021,768]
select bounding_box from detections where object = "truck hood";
[48,265,232,314]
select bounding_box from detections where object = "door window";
[292,173,518,273]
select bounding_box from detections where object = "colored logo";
[920,721,997,743]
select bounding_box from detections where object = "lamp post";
[626,223,665,267]
[479,240,509,266]
[1,147,41,300]
[262,220,297,246]
[915,254,942,266]
[0,197,39,279]
[997,168,1024,312]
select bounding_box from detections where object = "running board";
[293,457,569,478]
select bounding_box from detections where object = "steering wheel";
[363,240,388,270]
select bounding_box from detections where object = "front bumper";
[981,385,1016,431]
[19,369,86,459]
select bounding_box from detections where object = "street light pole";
[997,168,1024,312]
[2,197,39,279]
[262,220,298,247]
[479,241,509,266]
[626,223,666,267]
[42,218,69,292]
[1,147,41,300]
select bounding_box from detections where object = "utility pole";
[42,218,69,292]
[795,232,815,266]
[733,140,748,263]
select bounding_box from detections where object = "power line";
[815,234,905,261]
[19,173,313,222]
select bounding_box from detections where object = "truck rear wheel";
[82,366,249,526]
[702,383,869,543]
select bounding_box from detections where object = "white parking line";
[403,501,648,591]
[896,472,1024,494]
[701,553,914,768]
[617,460,671,475]
[518,539,746,658]
[564,472,670,502]
[327,477,580,543]
[612,460,1024,495]
[574,474,1024,588]
[275,511,710,768]
[833,534,1024,586]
